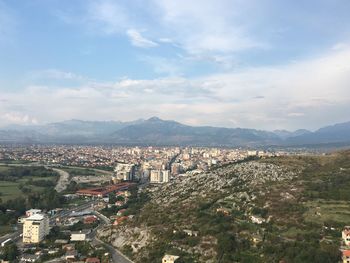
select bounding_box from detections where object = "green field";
[60,166,108,177]
[0,176,57,202]
[0,166,58,202]
[304,200,350,225]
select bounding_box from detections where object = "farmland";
[0,165,58,202]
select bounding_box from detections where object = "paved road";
[0,226,22,245]
[93,237,133,263]
[93,211,111,225]
[92,214,133,263]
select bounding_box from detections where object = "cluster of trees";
[262,238,340,263]
[26,178,56,187]
[306,173,350,201]
[74,241,110,261]
[0,166,58,182]
[0,243,19,261]
[0,188,65,227]
[63,168,97,176]
[68,220,99,231]
[101,186,149,218]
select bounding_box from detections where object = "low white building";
[20,254,40,262]
[342,226,350,246]
[162,254,180,263]
[70,229,91,241]
[183,229,199,237]
[250,215,265,225]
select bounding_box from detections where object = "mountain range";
[1,117,350,147]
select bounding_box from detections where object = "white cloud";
[126,29,158,48]
[59,0,265,55]
[2,112,38,125]
[1,45,350,130]
[29,69,86,81]
[140,56,182,75]
[151,0,264,53]
[86,0,128,34]
[288,113,305,117]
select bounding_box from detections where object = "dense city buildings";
[0,145,287,184]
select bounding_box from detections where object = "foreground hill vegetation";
[99,151,350,262]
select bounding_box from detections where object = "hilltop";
[98,151,350,262]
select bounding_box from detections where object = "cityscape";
[1,0,350,262]
[1,144,350,262]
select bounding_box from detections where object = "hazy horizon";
[1,115,348,133]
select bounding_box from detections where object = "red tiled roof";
[86,257,100,263]
[113,216,128,225]
[84,216,98,224]
[76,182,135,196]
[343,250,350,257]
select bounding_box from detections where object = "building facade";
[114,163,135,181]
[23,214,50,243]
[150,169,170,183]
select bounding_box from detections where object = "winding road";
[91,213,133,263]
[52,168,70,192]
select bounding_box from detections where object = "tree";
[1,243,19,261]
[108,193,117,204]
[216,233,236,261]
[116,195,125,202]
[75,241,92,256]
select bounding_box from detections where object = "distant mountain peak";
[1,118,350,147]
[147,116,163,122]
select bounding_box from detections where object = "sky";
[0,0,350,131]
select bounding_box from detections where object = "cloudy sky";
[0,0,350,130]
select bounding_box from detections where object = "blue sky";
[0,0,350,130]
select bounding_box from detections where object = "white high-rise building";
[150,169,170,183]
[150,170,162,183]
[162,170,170,183]
[114,163,135,181]
[23,214,50,243]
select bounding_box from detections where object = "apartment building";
[150,169,170,183]
[23,214,50,244]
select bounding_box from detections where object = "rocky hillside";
[98,152,350,262]
[97,160,309,262]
